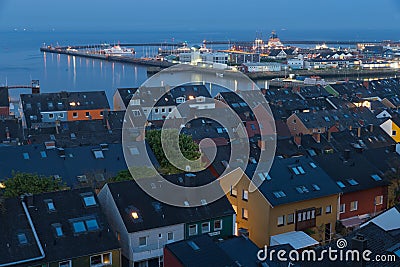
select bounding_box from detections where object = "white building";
[242,62,282,73]
[288,58,304,70]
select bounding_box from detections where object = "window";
[59,113,64,118]
[17,233,28,245]
[85,219,99,231]
[277,215,285,226]
[242,190,249,201]
[132,109,141,117]
[54,224,63,237]
[214,220,222,230]
[325,205,332,214]
[393,130,397,136]
[347,179,359,186]
[161,108,166,113]
[350,201,358,211]
[371,174,382,181]
[45,199,56,212]
[312,184,321,191]
[201,222,210,233]
[82,193,97,207]
[72,221,86,233]
[23,152,30,160]
[72,112,78,118]
[49,113,54,119]
[309,162,317,168]
[336,181,346,188]
[375,195,383,205]
[189,224,198,236]
[100,111,104,116]
[340,204,346,213]
[154,108,159,114]
[250,124,256,130]
[168,108,172,112]
[167,232,174,242]
[40,151,47,158]
[85,111,90,117]
[242,208,248,220]
[59,260,71,267]
[139,236,147,247]
[316,207,322,216]
[273,191,286,198]
[90,253,112,266]
[230,186,237,197]
[287,213,294,224]
[297,213,302,222]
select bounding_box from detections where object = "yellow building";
[225,156,341,248]
[380,117,400,143]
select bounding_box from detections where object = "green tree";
[2,172,68,198]
[109,167,157,182]
[146,129,201,174]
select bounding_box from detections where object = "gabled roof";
[314,151,389,193]
[116,87,138,108]
[0,86,9,107]
[165,235,235,267]
[360,206,400,231]
[103,180,235,233]
[0,188,120,266]
[249,156,342,206]
[169,84,211,100]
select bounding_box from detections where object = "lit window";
[82,194,97,207]
[350,201,358,211]
[139,236,147,247]
[201,222,210,233]
[90,253,112,266]
[189,224,198,236]
[277,215,285,226]
[131,212,139,219]
[375,195,383,205]
[214,220,222,230]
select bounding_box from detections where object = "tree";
[146,129,201,174]
[109,167,158,182]
[2,172,68,198]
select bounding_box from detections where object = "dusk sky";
[0,0,399,32]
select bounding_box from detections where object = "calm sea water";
[0,29,399,102]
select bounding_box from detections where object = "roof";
[217,236,261,267]
[103,180,235,233]
[169,84,211,100]
[115,87,138,108]
[314,151,389,193]
[0,188,120,266]
[270,231,319,249]
[360,206,400,231]
[165,235,235,267]
[252,156,342,206]
[0,118,23,144]
[0,143,141,186]
[21,91,110,127]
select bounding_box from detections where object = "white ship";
[103,45,135,55]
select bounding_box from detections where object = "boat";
[103,45,135,55]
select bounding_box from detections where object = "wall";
[339,186,388,220]
[67,109,106,121]
[163,247,184,267]
[184,216,233,239]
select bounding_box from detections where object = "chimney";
[357,127,361,138]
[5,127,10,140]
[294,134,302,147]
[312,132,321,143]
[327,131,332,142]
[363,81,369,89]
[344,149,351,161]
[22,193,34,207]
[351,234,368,267]
[368,124,373,132]
[258,140,266,151]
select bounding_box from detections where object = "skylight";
[93,150,104,159]
[297,166,306,174]
[131,212,139,219]
[309,162,317,169]
[72,221,86,233]
[40,151,47,158]
[85,219,99,231]
[129,147,139,155]
[46,200,56,212]
[291,167,300,175]
[273,191,286,198]
[187,241,200,251]
[371,174,382,181]
[82,194,97,207]
[55,226,63,237]
[347,179,359,186]
[337,181,346,188]
[23,153,30,160]
[17,233,28,245]
[312,184,321,191]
